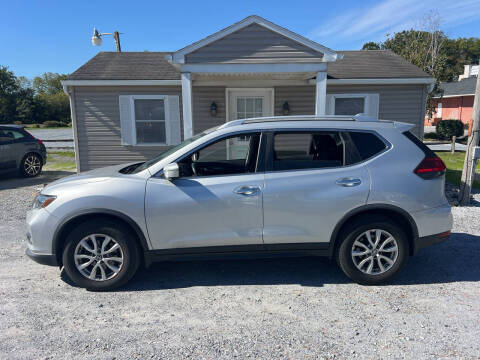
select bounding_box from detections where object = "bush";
[424,132,439,140]
[13,120,22,125]
[436,120,464,139]
[42,120,67,128]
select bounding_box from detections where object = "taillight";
[414,156,446,179]
[36,138,44,146]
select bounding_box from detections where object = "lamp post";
[91,27,122,52]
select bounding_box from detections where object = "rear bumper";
[414,231,450,254]
[26,248,58,266]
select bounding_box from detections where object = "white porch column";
[315,71,327,115]
[181,72,193,139]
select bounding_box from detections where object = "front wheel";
[62,220,140,290]
[337,216,409,285]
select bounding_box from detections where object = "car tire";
[20,153,43,177]
[62,220,140,291]
[336,215,409,285]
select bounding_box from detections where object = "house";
[62,15,434,172]
[425,65,478,126]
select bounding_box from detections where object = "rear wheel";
[337,216,409,285]
[20,153,42,177]
[62,220,140,290]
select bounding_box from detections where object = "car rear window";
[347,131,387,160]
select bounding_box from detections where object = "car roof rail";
[219,114,384,128]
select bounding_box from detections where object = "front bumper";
[26,248,58,266]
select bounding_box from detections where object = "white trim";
[130,95,170,146]
[433,94,475,99]
[181,63,327,74]
[315,72,327,115]
[225,88,274,123]
[326,93,380,118]
[181,72,193,139]
[172,15,339,64]
[61,80,181,86]
[316,77,435,86]
[62,85,81,173]
[193,79,312,86]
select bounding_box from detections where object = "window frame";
[264,129,391,173]
[327,93,379,117]
[154,130,267,179]
[130,95,170,146]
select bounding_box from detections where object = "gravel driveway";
[1,172,479,359]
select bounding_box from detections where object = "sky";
[1,0,479,78]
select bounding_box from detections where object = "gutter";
[62,84,81,173]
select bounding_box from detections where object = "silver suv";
[26,115,453,290]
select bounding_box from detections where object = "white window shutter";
[167,95,181,145]
[325,94,334,115]
[366,94,380,117]
[119,95,135,145]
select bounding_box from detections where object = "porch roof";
[66,50,430,81]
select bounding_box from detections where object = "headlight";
[32,194,57,209]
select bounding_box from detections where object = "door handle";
[234,185,261,196]
[336,178,362,187]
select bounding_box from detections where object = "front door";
[145,132,264,250]
[227,88,273,158]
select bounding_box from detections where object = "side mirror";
[163,163,179,181]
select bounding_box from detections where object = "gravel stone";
[0,173,479,359]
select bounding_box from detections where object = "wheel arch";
[328,204,419,259]
[52,209,150,266]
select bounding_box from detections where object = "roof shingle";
[66,50,430,80]
[440,76,477,97]
[67,52,180,80]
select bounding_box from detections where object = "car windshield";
[130,127,218,174]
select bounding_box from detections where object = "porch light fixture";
[91,27,123,52]
[210,102,217,116]
[282,101,290,115]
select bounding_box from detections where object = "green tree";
[32,72,68,95]
[0,66,20,124]
[362,42,381,50]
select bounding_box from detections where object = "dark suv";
[0,125,46,177]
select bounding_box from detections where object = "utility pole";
[458,73,480,205]
[113,31,122,52]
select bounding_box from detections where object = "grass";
[44,150,76,172]
[25,126,72,130]
[435,151,480,189]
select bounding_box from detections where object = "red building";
[425,65,477,126]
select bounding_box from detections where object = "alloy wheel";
[351,229,399,275]
[74,234,124,281]
[24,155,41,176]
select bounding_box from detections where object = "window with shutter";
[119,95,181,146]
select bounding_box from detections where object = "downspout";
[62,84,81,173]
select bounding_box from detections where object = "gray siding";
[185,24,323,64]
[274,86,316,115]
[327,84,427,138]
[192,86,226,133]
[74,86,182,171]
[274,84,426,137]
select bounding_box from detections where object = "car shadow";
[0,170,74,190]
[91,232,479,292]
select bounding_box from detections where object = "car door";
[0,129,16,172]
[262,130,371,246]
[145,131,265,250]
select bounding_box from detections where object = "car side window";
[0,129,25,143]
[345,131,387,160]
[177,132,261,177]
[272,132,345,171]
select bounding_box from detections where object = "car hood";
[41,163,140,193]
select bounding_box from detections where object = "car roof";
[218,115,413,132]
[0,124,25,129]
